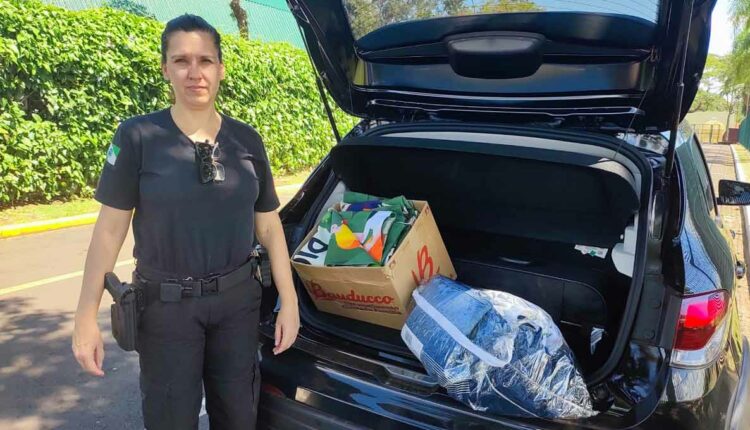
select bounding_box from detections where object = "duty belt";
[134,257,259,306]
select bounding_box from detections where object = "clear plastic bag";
[401,276,596,419]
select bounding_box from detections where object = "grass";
[0,198,102,225]
[275,167,313,187]
[0,168,313,226]
[734,143,750,164]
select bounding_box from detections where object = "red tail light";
[674,290,729,351]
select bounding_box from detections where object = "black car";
[255,1,750,428]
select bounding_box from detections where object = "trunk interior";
[295,130,644,381]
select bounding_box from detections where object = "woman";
[71,14,299,429]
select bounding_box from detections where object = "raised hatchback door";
[288,0,716,131]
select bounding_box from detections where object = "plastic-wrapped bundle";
[401,276,596,419]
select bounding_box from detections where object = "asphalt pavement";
[0,186,300,430]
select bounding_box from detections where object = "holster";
[104,272,141,352]
[253,245,273,288]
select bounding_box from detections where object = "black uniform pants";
[135,275,262,430]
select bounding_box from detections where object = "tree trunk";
[230,0,249,39]
[726,89,738,143]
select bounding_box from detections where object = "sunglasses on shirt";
[194,140,225,184]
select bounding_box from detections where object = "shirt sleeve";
[94,121,140,210]
[254,137,280,213]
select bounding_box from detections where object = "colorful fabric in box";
[292,192,418,267]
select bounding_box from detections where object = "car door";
[677,124,736,294]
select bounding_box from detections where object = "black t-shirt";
[95,108,280,279]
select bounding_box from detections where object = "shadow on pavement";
[703,144,735,167]
[0,296,143,430]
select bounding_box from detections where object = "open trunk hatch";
[292,125,653,391]
[288,0,716,131]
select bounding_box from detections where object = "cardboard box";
[291,201,456,330]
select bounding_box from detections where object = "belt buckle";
[160,280,183,302]
[202,276,219,295]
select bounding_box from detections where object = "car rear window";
[342,0,661,39]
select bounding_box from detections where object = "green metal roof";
[44,0,304,48]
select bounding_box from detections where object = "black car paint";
[257,1,745,425]
[256,120,747,428]
[287,0,716,132]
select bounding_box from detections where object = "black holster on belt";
[104,272,141,352]
[253,245,273,288]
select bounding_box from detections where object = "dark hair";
[161,14,222,63]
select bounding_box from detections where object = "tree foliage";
[690,90,729,113]
[0,0,355,207]
[104,0,155,19]
[725,0,750,116]
[478,0,541,14]
[343,0,541,37]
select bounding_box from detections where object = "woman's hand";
[255,210,301,355]
[273,298,299,355]
[72,316,105,376]
[72,205,132,377]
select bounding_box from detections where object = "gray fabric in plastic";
[401,276,596,419]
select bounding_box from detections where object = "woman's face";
[162,31,225,109]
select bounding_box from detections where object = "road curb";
[730,144,750,270]
[0,212,99,239]
[0,182,304,239]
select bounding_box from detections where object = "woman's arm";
[255,210,299,355]
[72,204,133,376]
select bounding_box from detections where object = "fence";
[42,0,304,48]
[693,123,725,144]
[740,117,750,150]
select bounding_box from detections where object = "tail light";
[674,290,728,350]
[672,290,730,368]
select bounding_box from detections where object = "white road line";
[0,259,136,297]
[0,183,307,297]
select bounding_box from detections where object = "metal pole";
[664,0,695,178]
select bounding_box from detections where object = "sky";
[710,0,733,55]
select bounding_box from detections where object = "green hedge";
[0,0,355,208]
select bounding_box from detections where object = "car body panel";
[287,0,717,131]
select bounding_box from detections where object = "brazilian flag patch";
[106,143,120,166]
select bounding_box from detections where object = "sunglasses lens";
[199,163,214,183]
[196,142,212,158]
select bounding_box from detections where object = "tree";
[230,0,249,40]
[729,0,750,116]
[478,0,542,13]
[689,90,729,113]
[343,0,439,37]
[692,52,743,137]
[442,0,467,15]
[105,0,155,19]
[343,0,542,37]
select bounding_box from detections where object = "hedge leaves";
[0,0,355,207]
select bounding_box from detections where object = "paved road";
[0,186,300,430]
